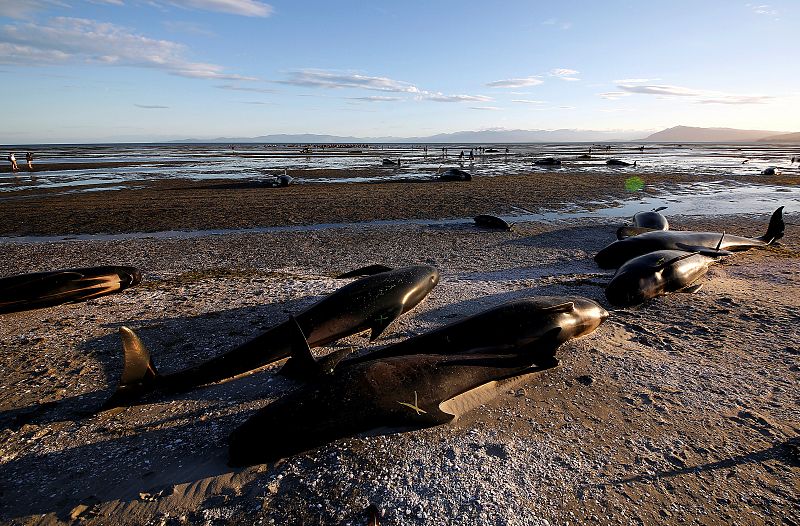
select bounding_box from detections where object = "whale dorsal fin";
[369,304,404,341]
[278,317,317,379]
[653,206,668,212]
[102,326,158,409]
[715,232,725,251]
[336,264,393,279]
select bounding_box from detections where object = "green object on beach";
[625,176,645,192]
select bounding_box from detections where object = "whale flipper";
[439,361,558,420]
[103,326,158,409]
[369,305,404,341]
[680,283,703,294]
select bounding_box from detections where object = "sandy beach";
[0,168,799,525]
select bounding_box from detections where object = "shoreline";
[1,170,798,237]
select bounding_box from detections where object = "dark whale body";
[106,266,440,407]
[229,296,608,465]
[597,207,785,269]
[605,250,722,307]
[0,266,141,315]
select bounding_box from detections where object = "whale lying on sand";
[533,158,561,166]
[474,215,512,230]
[0,266,141,315]
[605,249,727,307]
[439,168,472,181]
[228,296,608,465]
[616,207,669,239]
[596,206,785,269]
[105,265,440,407]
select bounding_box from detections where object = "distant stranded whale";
[616,207,669,240]
[596,206,785,269]
[105,265,440,407]
[228,296,608,465]
[0,266,141,315]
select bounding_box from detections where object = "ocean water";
[1,142,798,194]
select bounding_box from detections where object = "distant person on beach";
[459,151,464,161]
[26,152,33,170]
[8,153,18,172]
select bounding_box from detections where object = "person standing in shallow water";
[26,152,33,171]
[7,153,18,172]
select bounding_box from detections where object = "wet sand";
[1,169,798,237]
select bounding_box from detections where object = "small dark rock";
[576,375,594,386]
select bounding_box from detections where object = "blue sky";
[0,0,797,142]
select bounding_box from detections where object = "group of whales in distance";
[599,206,785,306]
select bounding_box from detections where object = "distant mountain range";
[642,125,795,143]
[170,128,645,144]
[168,126,799,144]
[757,132,800,143]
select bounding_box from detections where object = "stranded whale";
[105,265,440,407]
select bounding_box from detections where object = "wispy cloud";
[238,100,272,105]
[0,0,67,19]
[276,70,420,93]
[217,84,276,93]
[348,95,402,102]
[613,78,659,84]
[618,83,775,104]
[599,91,631,100]
[164,0,273,17]
[550,68,580,81]
[135,103,169,109]
[486,77,543,88]
[511,99,547,104]
[0,17,255,81]
[424,93,493,103]
[747,3,778,16]
[470,106,503,111]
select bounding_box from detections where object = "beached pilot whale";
[605,249,728,307]
[474,215,512,230]
[533,157,561,166]
[606,159,636,167]
[104,265,440,408]
[439,168,472,181]
[595,206,785,269]
[0,266,141,315]
[616,207,669,239]
[229,296,608,465]
[382,158,400,167]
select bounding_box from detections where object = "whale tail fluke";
[757,206,785,244]
[103,326,158,409]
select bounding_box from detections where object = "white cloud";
[217,84,276,93]
[238,100,272,105]
[542,18,572,29]
[135,103,169,108]
[348,95,402,102]
[165,0,273,17]
[0,17,255,80]
[486,76,543,88]
[747,3,778,15]
[469,106,503,111]
[277,70,420,93]
[550,68,580,81]
[599,91,631,100]
[618,83,775,105]
[424,93,493,103]
[511,99,547,104]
